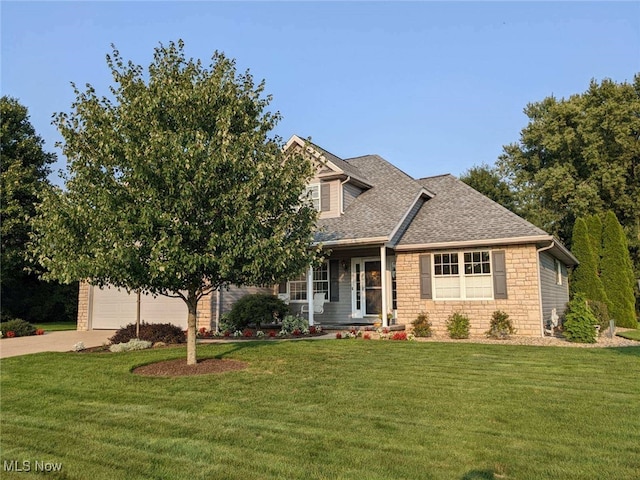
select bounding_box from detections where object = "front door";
[352,258,382,318]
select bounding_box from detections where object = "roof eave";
[312,236,389,248]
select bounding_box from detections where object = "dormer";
[284,135,372,219]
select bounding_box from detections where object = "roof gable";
[396,174,549,247]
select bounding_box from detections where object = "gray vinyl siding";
[216,285,274,323]
[343,183,363,212]
[288,248,382,324]
[539,252,569,323]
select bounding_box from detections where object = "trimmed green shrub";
[412,312,432,337]
[227,294,289,330]
[218,313,233,334]
[446,312,470,339]
[486,310,515,339]
[109,339,153,353]
[0,318,36,337]
[570,217,609,306]
[601,211,637,328]
[563,293,598,343]
[109,322,186,345]
[587,299,610,334]
[281,315,308,334]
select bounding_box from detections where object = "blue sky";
[2,2,639,185]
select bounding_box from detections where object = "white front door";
[352,258,382,318]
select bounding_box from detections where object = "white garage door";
[90,286,188,330]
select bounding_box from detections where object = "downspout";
[215,287,222,333]
[340,176,351,214]
[536,241,555,337]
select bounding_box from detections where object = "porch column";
[307,265,314,326]
[381,246,388,328]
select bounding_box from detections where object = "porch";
[279,245,401,329]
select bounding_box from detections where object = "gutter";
[394,235,555,251]
[536,240,555,337]
[312,236,389,248]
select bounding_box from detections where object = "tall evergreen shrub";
[601,211,637,328]
[585,214,603,262]
[570,218,608,306]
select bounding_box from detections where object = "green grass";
[1,341,639,480]
[33,321,77,332]
[617,329,640,341]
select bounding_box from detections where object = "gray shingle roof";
[314,155,424,243]
[396,174,548,246]
[310,143,371,186]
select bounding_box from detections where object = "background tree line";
[1,96,78,324]
[461,75,640,319]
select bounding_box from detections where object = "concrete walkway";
[0,330,116,359]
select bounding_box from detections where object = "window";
[433,250,493,299]
[303,184,321,211]
[555,259,562,285]
[288,263,329,301]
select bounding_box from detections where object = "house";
[78,135,577,336]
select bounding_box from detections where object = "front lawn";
[1,341,639,479]
[617,329,640,341]
[33,321,77,332]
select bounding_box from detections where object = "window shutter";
[419,254,432,299]
[329,260,339,302]
[278,282,287,294]
[321,183,331,212]
[492,250,507,299]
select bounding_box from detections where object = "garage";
[89,285,188,330]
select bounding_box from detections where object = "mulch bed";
[133,358,248,377]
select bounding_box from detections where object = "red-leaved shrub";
[391,331,408,341]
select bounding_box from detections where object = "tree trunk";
[186,294,198,366]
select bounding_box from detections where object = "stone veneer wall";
[196,293,213,330]
[395,244,543,336]
[77,281,90,331]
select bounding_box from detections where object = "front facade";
[78,135,576,336]
[277,136,576,336]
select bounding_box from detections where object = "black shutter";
[419,255,432,299]
[278,282,287,294]
[321,183,331,212]
[492,250,508,299]
[329,260,339,302]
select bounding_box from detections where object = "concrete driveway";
[0,330,116,359]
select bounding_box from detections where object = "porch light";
[341,260,349,272]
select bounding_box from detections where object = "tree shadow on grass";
[207,340,275,359]
[461,470,496,480]
[607,345,640,357]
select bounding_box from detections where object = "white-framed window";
[303,184,321,211]
[288,262,329,302]
[433,250,493,300]
[554,259,562,285]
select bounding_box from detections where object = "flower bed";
[197,325,325,341]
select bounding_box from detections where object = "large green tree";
[497,75,640,279]
[601,211,637,328]
[31,41,320,364]
[1,96,77,323]
[459,163,517,212]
